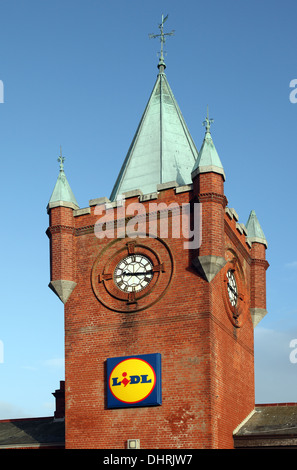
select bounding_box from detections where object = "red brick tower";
[47,41,268,449]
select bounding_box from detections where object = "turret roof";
[48,151,79,209]
[191,111,225,181]
[246,210,267,247]
[110,66,198,201]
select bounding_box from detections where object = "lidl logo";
[107,353,162,408]
[110,358,155,403]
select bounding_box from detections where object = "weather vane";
[203,106,214,133]
[58,145,65,171]
[149,14,175,63]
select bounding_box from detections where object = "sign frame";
[106,353,162,409]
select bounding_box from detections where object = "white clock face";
[226,270,238,307]
[114,255,154,293]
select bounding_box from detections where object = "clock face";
[114,254,154,293]
[222,254,249,328]
[226,270,238,307]
[91,237,173,312]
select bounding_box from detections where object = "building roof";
[234,404,297,448]
[191,112,225,181]
[48,151,79,209]
[110,65,198,201]
[0,417,65,449]
[245,210,267,247]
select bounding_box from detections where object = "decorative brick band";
[251,258,270,270]
[75,225,96,236]
[46,225,75,237]
[198,192,228,207]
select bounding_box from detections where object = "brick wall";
[48,181,264,449]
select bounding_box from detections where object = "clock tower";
[46,19,269,449]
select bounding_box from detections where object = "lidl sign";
[107,353,162,408]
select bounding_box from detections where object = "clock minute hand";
[227,283,238,297]
[123,271,153,276]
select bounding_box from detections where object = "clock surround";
[91,236,174,312]
[222,251,249,328]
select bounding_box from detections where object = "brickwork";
[47,169,268,448]
[47,207,76,282]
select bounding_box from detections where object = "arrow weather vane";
[58,145,65,171]
[149,14,175,63]
[203,105,214,133]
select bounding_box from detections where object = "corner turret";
[246,210,269,326]
[191,111,227,282]
[46,150,78,303]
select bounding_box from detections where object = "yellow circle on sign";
[109,358,156,404]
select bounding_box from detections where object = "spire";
[110,20,197,201]
[48,147,79,209]
[191,108,225,181]
[245,210,267,247]
[149,14,175,73]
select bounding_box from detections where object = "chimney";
[52,381,65,419]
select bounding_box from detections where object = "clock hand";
[227,283,238,297]
[123,271,153,276]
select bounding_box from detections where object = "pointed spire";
[245,210,267,247]
[48,147,79,209]
[110,16,197,201]
[110,62,197,201]
[191,108,225,181]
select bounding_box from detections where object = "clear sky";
[0,0,297,419]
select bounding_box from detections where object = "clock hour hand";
[227,283,238,297]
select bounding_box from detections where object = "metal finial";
[149,14,175,68]
[203,106,214,133]
[58,145,65,171]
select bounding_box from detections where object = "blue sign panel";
[107,353,162,409]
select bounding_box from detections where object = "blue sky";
[0,0,297,419]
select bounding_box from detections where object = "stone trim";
[89,197,110,207]
[47,201,79,213]
[74,207,91,217]
[157,181,178,191]
[250,308,268,328]
[49,280,77,304]
[192,255,226,283]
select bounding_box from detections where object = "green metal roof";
[110,67,198,201]
[48,168,79,207]
[48,153,79,208]
[246,210,267,247]
[191,116,225,181]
